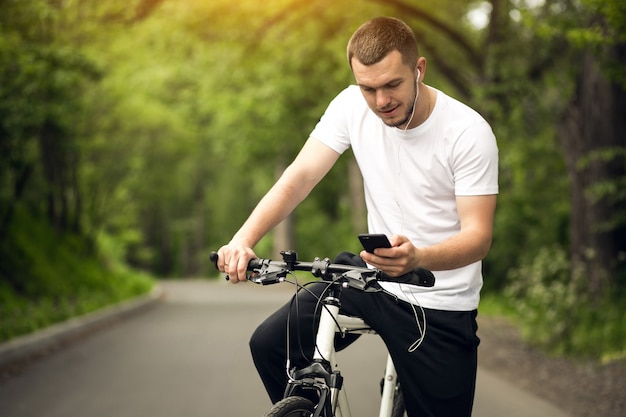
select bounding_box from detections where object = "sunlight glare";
[466,2,492,30]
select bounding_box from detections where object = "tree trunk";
[557,49,626,299]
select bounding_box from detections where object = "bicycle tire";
[265,396,316,417]
[391,384,406,417]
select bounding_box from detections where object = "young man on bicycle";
[216,16,498,417]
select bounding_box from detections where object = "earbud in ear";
[416,69,421,83]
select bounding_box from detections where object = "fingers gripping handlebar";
[209,252,267,281]
[209,251,435,288]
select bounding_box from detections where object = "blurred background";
[1,0,624,361]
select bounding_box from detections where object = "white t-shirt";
[310,85,499,311]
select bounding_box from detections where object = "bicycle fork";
[284,286,349,417]
[283,285,400,417]
[313,291,346,416]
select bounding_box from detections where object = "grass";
[0,209,154,343]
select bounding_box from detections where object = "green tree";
[555,0,626,298]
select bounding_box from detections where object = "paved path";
[0,280,570,416]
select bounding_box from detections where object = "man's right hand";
[216,243,257,283]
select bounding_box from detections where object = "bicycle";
[210,250,435,417]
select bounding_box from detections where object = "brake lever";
[340,269,379,292]
[248,262,289,285]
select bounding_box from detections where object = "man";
[217,16,498,417]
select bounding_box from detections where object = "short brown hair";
[347,17,419,70]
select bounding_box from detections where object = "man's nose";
[376,90,391,108]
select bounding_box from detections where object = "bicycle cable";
[283,271,306,383]
[398,284,427,352]
[283,273,335,382]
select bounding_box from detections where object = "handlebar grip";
[380,267,435,287]
[209,251,262,270]
[210,251,219,269]
[248,259,263,269]
[209,251,229,281]
[209,251,264,282]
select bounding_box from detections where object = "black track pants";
[249,254,480,417]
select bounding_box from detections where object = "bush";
[505,245,626,360]
[0,209,154,343]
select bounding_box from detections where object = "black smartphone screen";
[358,234,392,253]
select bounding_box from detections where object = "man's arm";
[218,137,341,282]
[361,194,497,275]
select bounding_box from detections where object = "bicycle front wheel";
[391,384,406,417]
[265,396,316,417]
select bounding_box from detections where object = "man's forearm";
[413,229,492,271]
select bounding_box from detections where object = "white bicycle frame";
[313,302,398,417]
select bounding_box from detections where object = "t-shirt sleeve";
[452,120,499,196]
[309,87,354,154]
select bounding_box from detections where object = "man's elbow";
[476,235,493,261]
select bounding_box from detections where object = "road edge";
[0,285,164,371]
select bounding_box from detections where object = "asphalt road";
[0,280,570,417]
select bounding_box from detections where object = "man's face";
[351,51,417,129]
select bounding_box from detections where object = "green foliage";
[504,246,626,359]
[0,0,102,247]
[293,163,363,259]
[578,147,626,232]
[0,208,153,342]
[484,120,570,290]
[1,0,625,360]
[68,0,393,274]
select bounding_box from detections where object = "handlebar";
[209,250,435,291]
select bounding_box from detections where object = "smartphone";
[358,233,392,253]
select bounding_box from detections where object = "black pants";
[249,253,480,417]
